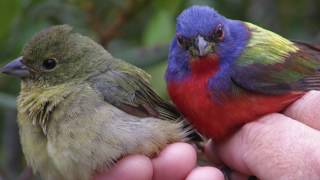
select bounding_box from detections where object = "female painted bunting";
[1,25,191,180]
[165,6,320,142]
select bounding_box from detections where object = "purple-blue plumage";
[165,38,191,81]
[166,5,250,95]
[176,6,226,37]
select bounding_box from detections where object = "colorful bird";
[1,25,190,180]
[166,5,320,142]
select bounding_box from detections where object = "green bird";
[1,25,190,180]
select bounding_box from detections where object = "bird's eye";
[176,34,192,50]
[42,58,57,70]
[214,24,224,41]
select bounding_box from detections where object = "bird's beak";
[195,36,214,57]
[1,57,30,78]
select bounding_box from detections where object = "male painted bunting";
[1,25,190,180]
[165,5,320,142]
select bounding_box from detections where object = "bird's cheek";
[208,43,216,53]
[188,47,198,57]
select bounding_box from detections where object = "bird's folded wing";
[89,61,181,121]
[231,41,320,95]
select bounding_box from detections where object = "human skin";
[94,143,224,180]
[94,91,320,180]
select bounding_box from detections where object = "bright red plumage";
[167,56,303,142]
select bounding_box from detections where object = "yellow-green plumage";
[6,25,189,180]
[233,22,320,94]
[238,22,299,65]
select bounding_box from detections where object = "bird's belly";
[168,79,303,142]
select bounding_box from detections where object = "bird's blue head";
[166,6,249,81]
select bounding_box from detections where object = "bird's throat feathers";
[190,54,219,75]
[18,82,76,135]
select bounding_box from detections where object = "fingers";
[185,167,224,180]
[153,142,224,180]
[152,143,197,180]
[204,141,250,180]
[93,155,153,180]
[94,143,220,180]
[285,90,320,130]
[215,113,320,179]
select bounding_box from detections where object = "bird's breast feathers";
[167,55,303,141]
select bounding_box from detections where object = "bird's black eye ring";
[176,34,192,50]
[177,34,186,46]
[214,24,224,41]
[42,58,57,70]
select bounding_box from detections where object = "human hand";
[94,143,224,180]
[94,91,320,180]
[206,90,320,179]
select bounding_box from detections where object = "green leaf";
[143,10,175,46]
[0,0,21,41]
[111,44,169,67]
[153,0,183,14]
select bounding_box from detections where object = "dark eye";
[214,24,224,41]
[176,34,192,49]
[42,58,57,70]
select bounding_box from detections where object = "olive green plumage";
[12,25,188,180]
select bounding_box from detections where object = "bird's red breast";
[167,55,303,142]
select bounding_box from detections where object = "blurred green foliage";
[0,0,319,179]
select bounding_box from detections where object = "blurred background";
[0,0,319,179]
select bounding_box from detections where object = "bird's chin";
[190,53,218,61]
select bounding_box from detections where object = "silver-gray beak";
[196,36,214,57]
[197,36,208,56]
[1,57,30,78]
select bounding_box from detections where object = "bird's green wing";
[231,22,320,94]
[89,59,181,120]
